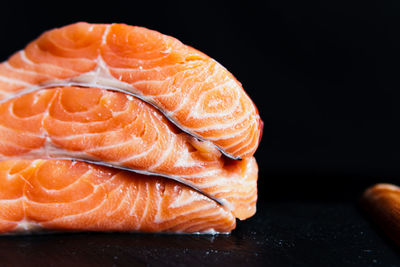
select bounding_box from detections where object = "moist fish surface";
[0,22,262,160]
[0,23,262,234]
[0,159,236,234]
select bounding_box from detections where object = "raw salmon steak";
[0,23,262,234]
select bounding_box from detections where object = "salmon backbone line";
[0,81,244,161]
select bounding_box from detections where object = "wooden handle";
[362,183,400,245]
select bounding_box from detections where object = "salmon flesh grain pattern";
[0,22,262,234]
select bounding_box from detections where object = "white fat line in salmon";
[70,158,230,207]
[1,152,226,207]
[58,157,226,207]
[0,81,243,161]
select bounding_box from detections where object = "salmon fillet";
[0,23,262,234]
[0,22,262,159]
[0,159,236,233]
[0,86,258,220]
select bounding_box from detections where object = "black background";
[1,1,400,266]
[1,0,398,180]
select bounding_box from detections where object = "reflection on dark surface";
[0,229,260,267]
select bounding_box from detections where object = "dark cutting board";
[0,175,399,267]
